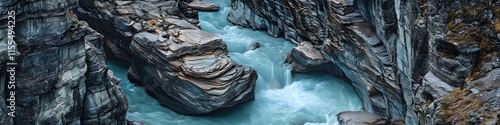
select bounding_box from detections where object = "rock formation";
[285,42,345,77]
[129,30,257,115]
[76,0,257,115]
[188,0,220,11]
[0,0,128,124]
[228,0,500,124]
[337,111,389,125]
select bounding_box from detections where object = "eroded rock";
[188,0,220,11]
[337,111,389,125]
[285,42,345,77]
[129,31,257,115]
[422,71,455,100]
[77,0,257,115]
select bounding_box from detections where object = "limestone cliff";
[228,0,500,124]
[0,0,128,124]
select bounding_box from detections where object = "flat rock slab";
[295,42,324,60]
[422,71,455,99]
[177,29,221,45]
[188,0,220,11]
[337,111,389,125]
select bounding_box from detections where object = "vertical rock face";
[0,0,128,124]
[229,0,500,124]
[76,0,258,115]
[76,0,198,62]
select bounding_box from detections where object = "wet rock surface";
[0,0,128,124]
[228,0,500,124]
[76,0,257,115]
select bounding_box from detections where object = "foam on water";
[107,0,363,124]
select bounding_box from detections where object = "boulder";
[249,42,260,50]
[337,111,389,125]
[129,30,257,115]
[422,71,455,100]
[285,42,328,73]
[188,0,220,11]
[77,0,258,115]
[285,42,345,77]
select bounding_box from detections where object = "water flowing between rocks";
[107,0,362,124]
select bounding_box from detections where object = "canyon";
[0,0,499,124]
[228,0,500,124]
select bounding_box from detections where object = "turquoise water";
[106,0,362,124]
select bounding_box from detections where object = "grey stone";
[0,0,128,124]
[188,0,220,11]
[422,72,455,100]
[337,111,389,125]
[115,1,133,6]
[469,88,479,94]
[249,42,260,50]
[285,42,345,77]
[132,23,143,32]
[129,31,257,115]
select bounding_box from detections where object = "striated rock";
[82,43,128,124]
[285,42,345,77]
[76,0,199,62]
[337,111,389,125]
[188,0,220,11]
[77,0,258,115]
[228,0,410,122]
[0,0,128,124]
[129,30,257,115]
[228,0,499,124]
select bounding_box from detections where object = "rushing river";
[107,0,362,124]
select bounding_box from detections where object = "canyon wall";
[228,0,500,124]
[0,0,128,124]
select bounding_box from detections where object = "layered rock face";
[76,0,199,62]
[129,29,257,115]
[229,0,500,124]
[76,0,257,115]
[0,0,127,124]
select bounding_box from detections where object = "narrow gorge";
[0,0,499,125]
[227,0,500,124]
